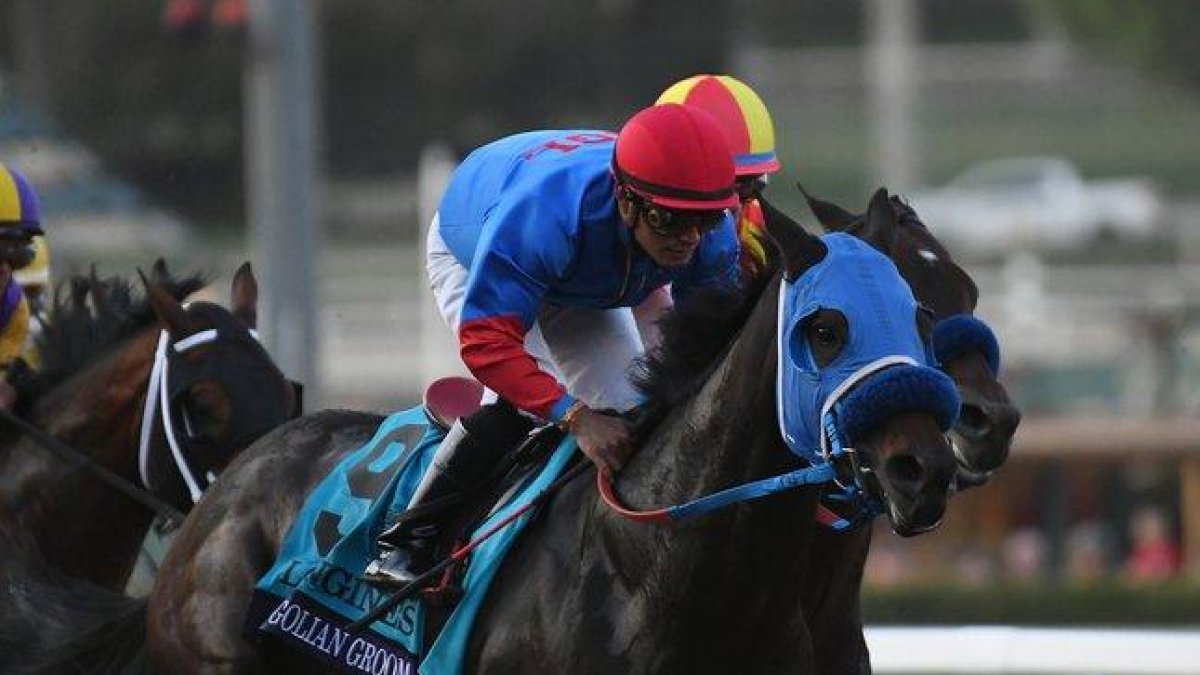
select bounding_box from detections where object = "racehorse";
[0,261,298,590]
[3,191,961,674]
[788,187,1022,674]
[799,186,1020,485]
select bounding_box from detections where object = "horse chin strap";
[137,325,262,504]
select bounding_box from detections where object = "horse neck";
[34,327,159,446]
[7,328,160,586]
[595,278,818,645]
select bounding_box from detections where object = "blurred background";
[3,0,1199,643]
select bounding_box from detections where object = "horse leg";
[801,526,873,675]
[147,412,380,674]
[146,490,279,673]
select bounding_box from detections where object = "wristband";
[558,400,587,433]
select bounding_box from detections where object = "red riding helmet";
[613,103,739,211]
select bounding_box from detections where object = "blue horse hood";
[776,233,943,462]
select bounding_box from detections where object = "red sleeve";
[459,315,566,419]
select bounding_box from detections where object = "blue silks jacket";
[436,130,739,421]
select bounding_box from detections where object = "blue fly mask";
[775,233,960,526]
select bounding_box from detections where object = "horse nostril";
[958,403,988,434]
[995,403,1022,437]
[885,454,923,489]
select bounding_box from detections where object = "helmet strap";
[616,183,645,229]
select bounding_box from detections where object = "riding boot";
[364,401,532,586]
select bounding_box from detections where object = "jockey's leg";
[535,303,644,413]
[368,399,532,586]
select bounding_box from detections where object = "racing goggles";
[0,236,36,270]
[643,205,726,238]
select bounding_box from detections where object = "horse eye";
[802,310,848,368]
[184,383,232,439]
[813,326,838,346]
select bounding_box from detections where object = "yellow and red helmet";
[656,74,781,177]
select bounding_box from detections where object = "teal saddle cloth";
[248,405,578,675]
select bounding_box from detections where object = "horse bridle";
[2,319,295,528]
[137,324,263,504]
[598,273,925,529]
[596,357,901,529]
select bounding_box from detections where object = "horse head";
[762,192,959,535]
[139,261,299,511]
[801,185,1022,488]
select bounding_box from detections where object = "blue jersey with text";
[435,130,739,420]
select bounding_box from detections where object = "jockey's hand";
[571,407,633,475]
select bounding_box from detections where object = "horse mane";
[9,269,206,411]
[633,232,781,409]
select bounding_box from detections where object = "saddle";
[422,376,485,431]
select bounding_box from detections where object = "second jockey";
[0,163,44,410]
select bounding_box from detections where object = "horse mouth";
[888,499,947,537]
[950,397,1021,474]
[950,425,1013,476]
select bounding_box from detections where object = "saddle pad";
[248,405,579,675]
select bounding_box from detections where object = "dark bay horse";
[137,193,955,674]
[0,262,297,589]
[788,187,1022,674]
[3,196,961,674]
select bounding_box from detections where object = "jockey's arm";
[455,202,634,473]
[456,198,575,424]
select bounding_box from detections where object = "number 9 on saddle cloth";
[366,387,553,588]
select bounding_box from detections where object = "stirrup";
[363,549,426,588]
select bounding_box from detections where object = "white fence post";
[417,143,463,387]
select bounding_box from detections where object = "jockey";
[657,74,782,278]
[368,103,741,585]
[0,163,44,410]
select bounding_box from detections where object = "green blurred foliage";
[322,1,729,175]
[1042,0,1200,90]
[2,0,729,223]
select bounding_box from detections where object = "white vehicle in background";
[907,156,1163,255]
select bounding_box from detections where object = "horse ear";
[758,195,827,280]
[151,258,171,286]
[231,262,258,329]
[88,264,111,313]
[798,183,856,233]
[139,267,200,337]
[859,187,901,255]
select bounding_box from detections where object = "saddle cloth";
[247,405,578,675]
